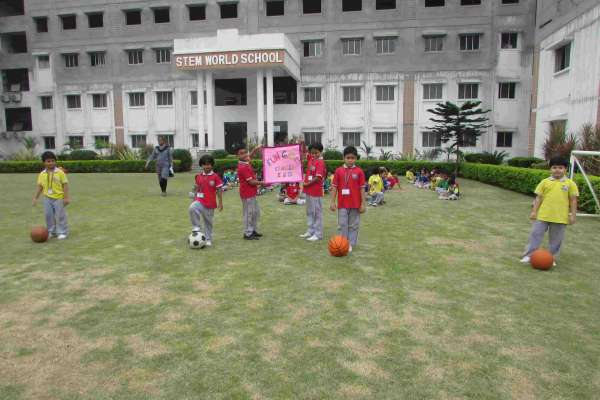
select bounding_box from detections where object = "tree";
[424,101,490,173]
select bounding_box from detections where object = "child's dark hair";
[378,167,387,174]
[343,146,358,157]
[233,145,246,155]
[199,154,215,166]
[308,143,323,152]
[549,157,568,168]
[41,151,56,162]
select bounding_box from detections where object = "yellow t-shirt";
[368,174,384,195]
[535,177,579,224]
[37,168,68,199]
[406,171,415,181]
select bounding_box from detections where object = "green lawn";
[1,172,599,400]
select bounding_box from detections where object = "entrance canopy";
[173,29,300,80]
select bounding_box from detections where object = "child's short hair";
[199,154,215,166]
[343,146,358,157]
[378,167,387,174]
[41,151,56,161]
[308,143,323,152]
[549,157,568,168]
[233,145,246,155]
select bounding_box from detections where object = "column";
[197,70,206,150]
[266,69,274,147]
[402,75,415,155]
[206,71,215,150]
[112,83,125,145]
[256,69,265,146]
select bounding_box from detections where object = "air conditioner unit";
[10,92,22,103]
[1,94,10,103]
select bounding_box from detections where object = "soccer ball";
[188,231,206,249]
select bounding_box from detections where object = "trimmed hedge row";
[507,157,545,168]
[0,160,182,173]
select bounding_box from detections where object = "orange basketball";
[328,235,350,257]
[530,248,554,270]
[30,226,49,243]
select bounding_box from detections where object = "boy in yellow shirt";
[368,167,385,207]
[32,151,70,239]
[520,157,578,265]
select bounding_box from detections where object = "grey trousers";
[242,197,260,236]
[338,208,360,247]
[523,220,567,257]
[306,195,323,239]
[189,202,215,240]
[370,192,384,205]
[44,197,68,235]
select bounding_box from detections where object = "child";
[329,146,366,252]
[32,151,70,239]
[435,173,449,196]
[406,168,415,183]
[235,145,264,240]
[283,182,306,205]
[415,168,430,189]
[300,143,326,241]
[520,157,578,265]
[188,155,223,247]
[384,168,399,190]
[368,167,385,207]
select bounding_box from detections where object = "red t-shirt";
[286,183,300,199]
[193,172,223,209]
[332,165,366,209]
[303,155,326,197]
[237,161,258,199]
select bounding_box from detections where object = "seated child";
[415,168,430,189]
[368,167,385,207]
[323,173,332,194]
[384,168,399,190]
[439,175,460,200]
[283,182,306,205]
[406,168,415,183]
[435,173,450,196]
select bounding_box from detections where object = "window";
[376,86,395,102]
[461,0,480,5]
[303,131,322,145]
[34,17,48,33]
[156,91,173,106]
[376,0,396,10]
[376,132,394,147]
[215,79,247,106]
[190,133,200,147]
[40,96,53,110]
[38,55,50,69]
[498,82,516,99]
[155,48,171,64]
[462,134,477,147]
[425,0,445,7]
[342,38,362,55]
[69,136,84,149]
[92,94,107,108]
[60,14,76,30]
[89,52,105,67]
[2,68,29,91]
[502,0,519,3]
[129,92,145,107]
[266,0,284,16]
[460,34,480,51]
[423,83,443,100]
[304,87,322,103]
[125,10,141,25]
[458,83,479,99]
[66,95,81,109]
[303,40,323,57]
[268,77,297,104]
[94,135,110,149]
[343,86,361,102]
[5,108,32,131]
[496,131,513,148]
[422,132,441,147]
[424,36,443,52]
[43,136,55,149]
[87,12,103,28]
[128,49,143,65]
[190,91,198,105]
[63,53,78,68]
[161,135,175,147]
[342,0,362,11]
[343,132,361,146]
[188,4,206,20]
[220,3,238,19]
[153,7,170,23]
[554,43,571,73]
[550,120,567,135]
[303,0,321,13]
[376,37,396,54]
[501,32,518,49]
[131,135,146,148]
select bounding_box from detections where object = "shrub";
[212,149,230,159]
[68,150,98,160]
[323,149,343,160]
[543,124,578,160]
[8,149,38,161]
[507,157,545,168]
[464,153,485,163]
[0,160,182,173]
[531,162,549,170]
[464,151,507,165]
[172,149,193,171]
[139,144,155,160]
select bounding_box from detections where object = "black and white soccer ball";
[188,231,206,249]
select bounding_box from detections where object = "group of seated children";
[406,167,460,200]
[367,167,399,207]
[221,168,238,191]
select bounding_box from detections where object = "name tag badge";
[341,189,350,196]
[562,185,569,192]
[308,176,313,181]
[197,193,205,199]
[47,189,53,195]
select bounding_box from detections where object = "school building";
[0,0,598,159]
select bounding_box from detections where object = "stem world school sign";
[175,49,285,70]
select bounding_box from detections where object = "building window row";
[56,49,172,68]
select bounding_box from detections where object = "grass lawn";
[1,172,599,400]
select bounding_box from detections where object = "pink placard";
[262,144,303,184]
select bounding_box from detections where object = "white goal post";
[569,150,600,217]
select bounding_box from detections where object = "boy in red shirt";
[300,142,326,241]
[188,155,223,247]
[329,146,366,252]
[236,145,264,240]
[283,182,305,205]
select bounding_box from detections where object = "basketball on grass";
[328,235,350,257]
[30,226,49,243]
[530,248,554,270]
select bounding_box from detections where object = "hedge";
[507,157,545,168]
[0,160,182,173]
[172,149,193,171]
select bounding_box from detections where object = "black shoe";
[244,234,259,240]
[252,231,263,237]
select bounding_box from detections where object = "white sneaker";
[57,234,67,240]
[192,227,201,232]
[553,261,556,267]
[520,256,530,263]
[299,232,311,238]
[205,241,212,247]
[348,245,353,253]
[306,235,321,242]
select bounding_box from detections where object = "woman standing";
[145,136,173,196]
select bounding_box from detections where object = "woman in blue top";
[145,136,173,196]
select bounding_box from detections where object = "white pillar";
[266,69,274,147]
[206,71,215,150]
[197,70,206,150]
[256,69,265,146]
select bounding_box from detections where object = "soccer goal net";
[569,150,600,217]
